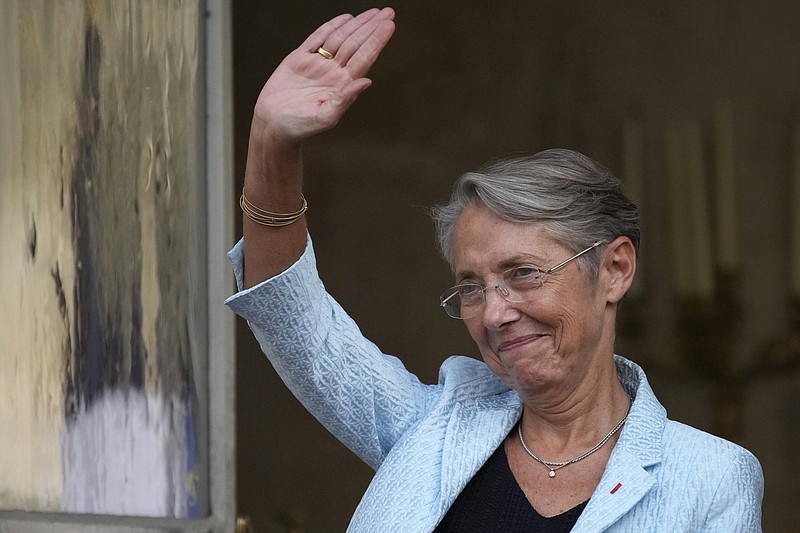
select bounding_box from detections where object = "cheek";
[551,287,604,343]
[463,319,486,346]
[463,320,503,364]
[542,288,590,337]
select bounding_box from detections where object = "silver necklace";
[517,400,631,479]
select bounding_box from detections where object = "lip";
[496,334,545,352]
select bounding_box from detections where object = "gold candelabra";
[619,269,800,441]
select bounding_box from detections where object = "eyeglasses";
[439,241,603,319]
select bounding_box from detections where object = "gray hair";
[432,148,640,280]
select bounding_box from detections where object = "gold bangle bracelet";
[240,191,307,227]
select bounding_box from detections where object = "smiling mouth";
[497,334,546,352]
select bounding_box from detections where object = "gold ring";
[316,46,334,60]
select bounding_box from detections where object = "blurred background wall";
[232,1,800,531]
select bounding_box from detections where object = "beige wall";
[233,1,800,531]
[1,0,205,518]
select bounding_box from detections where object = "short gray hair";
[432,148,640,280]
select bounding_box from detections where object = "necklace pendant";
[548,469,556,478]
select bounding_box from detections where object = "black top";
[433,443,588,532]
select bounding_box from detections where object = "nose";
[480,285,519,329]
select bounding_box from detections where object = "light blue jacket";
[226,237,763,532]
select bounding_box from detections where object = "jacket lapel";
[571,448,656,532]
[573,358,666,531]
[437,391,523,516]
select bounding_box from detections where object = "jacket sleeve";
[701,447,764,533]
[224,235,435,470]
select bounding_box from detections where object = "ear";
[600,236,637,304]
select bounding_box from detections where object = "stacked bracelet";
[240,190,308,227]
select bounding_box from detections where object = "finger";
[334,79,374,111]
[317,7,387,56]
[299,13,354,53]
[333,8,394,64]
[337,18,395,77]
[316,78,374,128]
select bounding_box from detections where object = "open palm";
[254,8,396,143]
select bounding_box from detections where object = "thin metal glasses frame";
[440,241,604,319]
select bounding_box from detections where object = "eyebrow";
[497,254,547,271]
[455,253,548,283]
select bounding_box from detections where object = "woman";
[226,7,763,532]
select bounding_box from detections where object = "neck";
[518,358,630,456]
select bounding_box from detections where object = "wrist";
[243,118,304,208]
[249,116,303,155]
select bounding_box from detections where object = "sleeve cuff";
[223,232,316,306]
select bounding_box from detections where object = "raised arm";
[242,8,396,287]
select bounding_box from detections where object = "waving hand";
[254,8,396,145]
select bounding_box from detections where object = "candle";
[666,123,694,297]
[666,121,715,299]
[713,102,739,272]
[792,124,800,297]
[685,121,715,299]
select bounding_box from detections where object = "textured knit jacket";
[226,236,764,532]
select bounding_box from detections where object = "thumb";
[338,78,373,109]
[316,78,373,132]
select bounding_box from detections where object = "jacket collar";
[571,356,666,531]
[435,356,667,531]
[352,356,667,531]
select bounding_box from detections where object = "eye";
[512,266,543,278]
[507,266,545,287]
[457,283,482,296]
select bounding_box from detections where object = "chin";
[507,354,567,390]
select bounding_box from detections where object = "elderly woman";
[226,7,763,532]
